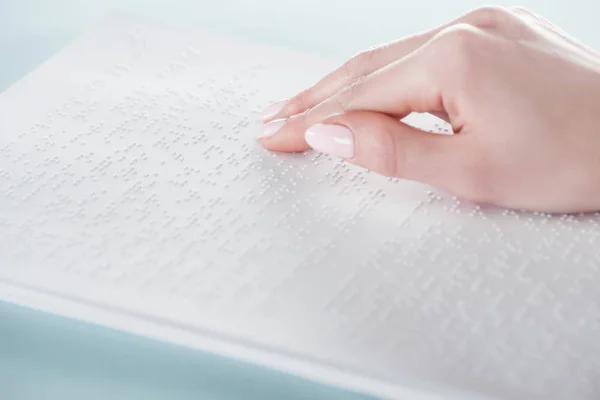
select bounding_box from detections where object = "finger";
[261,5,518,122]
[262,46,431,153]
[303,111,495,203]
[260,23,491,153]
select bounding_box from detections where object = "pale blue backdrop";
[1,1,598,399]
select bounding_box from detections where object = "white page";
[1,12,599,400]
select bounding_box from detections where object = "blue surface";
[2,1,599,399]
[0,302,372,400]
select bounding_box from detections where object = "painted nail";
[258,119,286,139]
[305,124,354,158]
[261,100,287,121]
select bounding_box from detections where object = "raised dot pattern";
[0,14,599,400]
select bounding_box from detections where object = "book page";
[0,12,598,400]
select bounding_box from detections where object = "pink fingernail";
[305,124,354,158]
[258,119,286,139]
[261,100,287,121]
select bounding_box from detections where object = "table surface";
[1,1,599,399]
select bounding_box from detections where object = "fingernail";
[261,100,287,121]
[305,124,354,158]
[258,119,286,139]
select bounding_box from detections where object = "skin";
[258,6,600,214]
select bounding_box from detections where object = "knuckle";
[332,96,349,115]
[466,5,514,28]
[287,90,313,115]
[342,53,363,76]
[352,50,370,64]
[354,48,377,63]
[437,23,483,48]
[334,74,368,112]
[344,75,368,104]
[343,48,379,75]
[429,24,485,78]
[509,6,532,15]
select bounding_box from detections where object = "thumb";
[304,111,491,202]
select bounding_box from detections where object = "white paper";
[1,12,599,400]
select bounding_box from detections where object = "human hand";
[258,6,600,213]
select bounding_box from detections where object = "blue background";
[0,302,371,399]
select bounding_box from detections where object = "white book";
[1,12,598,400]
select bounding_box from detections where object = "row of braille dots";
[279,197,317,224]
[70,100,98,122]
[20,162,79,203]
[320,160,374,193]
[419,190,593,225]
[137,209,232,251]
[0,139,16,158]
[168,161,231,192]
[86,78,108,92]
[7,168,55,203]
[415,192,492,219]
[259,159,302,187]
[228,157,259,184]
[235,62,269,82]
[0,168,10,180]
[3,155,61,188]
[170,208,239,234]
[375,230,446,266]
[239,186,272,206]
[158,147,243,191]
[100,71,258,138]
[33,130,57,153]
[413,190,494,218]
[425,186,600,223]
[410,201,600,260]
[357,189,387,208]
[181,74,261,112]
[45,97,99,122]
[147,130,198,151]
[111,87,197,115]
[105,63,132,79]
[413,195,529,234]
[260,178,298,207]
[60,125,104,147]
[154,46,205,80]
[17,119,59,149]
[110,93,157,114]
[224,116,252,140]
[266,242,338,288]
[430,122,453,135]
[107,87,251,142]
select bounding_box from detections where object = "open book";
[0,13,598,400]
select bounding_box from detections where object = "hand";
[257,6,600,214]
